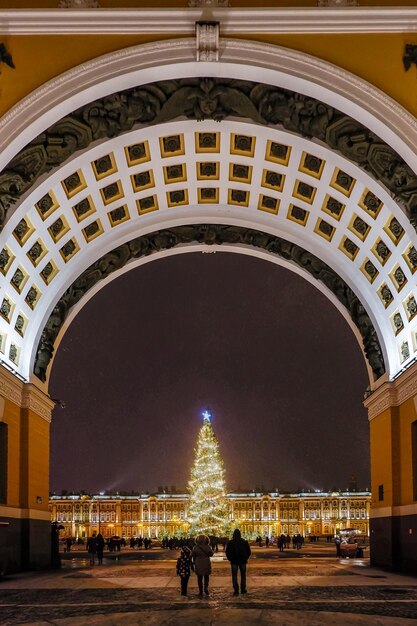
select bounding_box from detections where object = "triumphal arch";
[0,0,416,573]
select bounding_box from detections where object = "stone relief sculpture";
[34,224,385,382]
[154,79,263,123]
[0,43,14,70]
[403,44,417,71]
[1,78,417,228]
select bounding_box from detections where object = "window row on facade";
[50,491,371,539]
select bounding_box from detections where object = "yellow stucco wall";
[20,409,50,512]
[370,397,417,510]
[1,32,417,121]
[370,407,394,509]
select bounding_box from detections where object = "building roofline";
[49,490,371,500]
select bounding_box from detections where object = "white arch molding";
[2,38,417,172]
[0,38,416,387]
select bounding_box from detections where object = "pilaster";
[364,364,417,572]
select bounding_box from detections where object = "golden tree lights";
[187,409,231,536]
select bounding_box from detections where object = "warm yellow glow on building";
[50,490,371,539]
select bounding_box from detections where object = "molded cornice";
[0,364,54,421]
[364,360,417,420]
[2,7,417,35]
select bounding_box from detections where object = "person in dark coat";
[176,545,194,596]
[87,532,98,566]
[96,532,105,565]
[225,528,251,595]
[192,534,214,596]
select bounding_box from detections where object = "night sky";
[49,252,370,495]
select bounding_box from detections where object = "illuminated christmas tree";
[187,409,231,536]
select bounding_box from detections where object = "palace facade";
[50,490,371,539]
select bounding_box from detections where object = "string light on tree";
[187,409,231,536]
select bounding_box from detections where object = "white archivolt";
[0,39,416,386]
[1,38,417,172]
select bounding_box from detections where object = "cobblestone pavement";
[1,547,417,625]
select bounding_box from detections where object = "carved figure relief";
[401,341,410,362]
[403,44,417,71]
[0,43,15,70]
[393,312,404,332]
[1,78,417,230]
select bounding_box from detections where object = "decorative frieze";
[0,365,23,406]
[0,365,54,421]
[364,360,417,419]
[21,384,55,423]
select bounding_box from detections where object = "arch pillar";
[0,367,54,573]
[365,364,417,573]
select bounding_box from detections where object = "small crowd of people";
[254,533,304,551]
[163,536,224,552]
[128,536,152,550]
[277,533,304,551]
[162,537,194,551]
[307,534,333,542]
[86,534,155,562]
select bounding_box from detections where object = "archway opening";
[49,250,370,496]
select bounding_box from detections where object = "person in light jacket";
[192,534,214,596]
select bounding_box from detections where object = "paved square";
[1,545,417,625]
